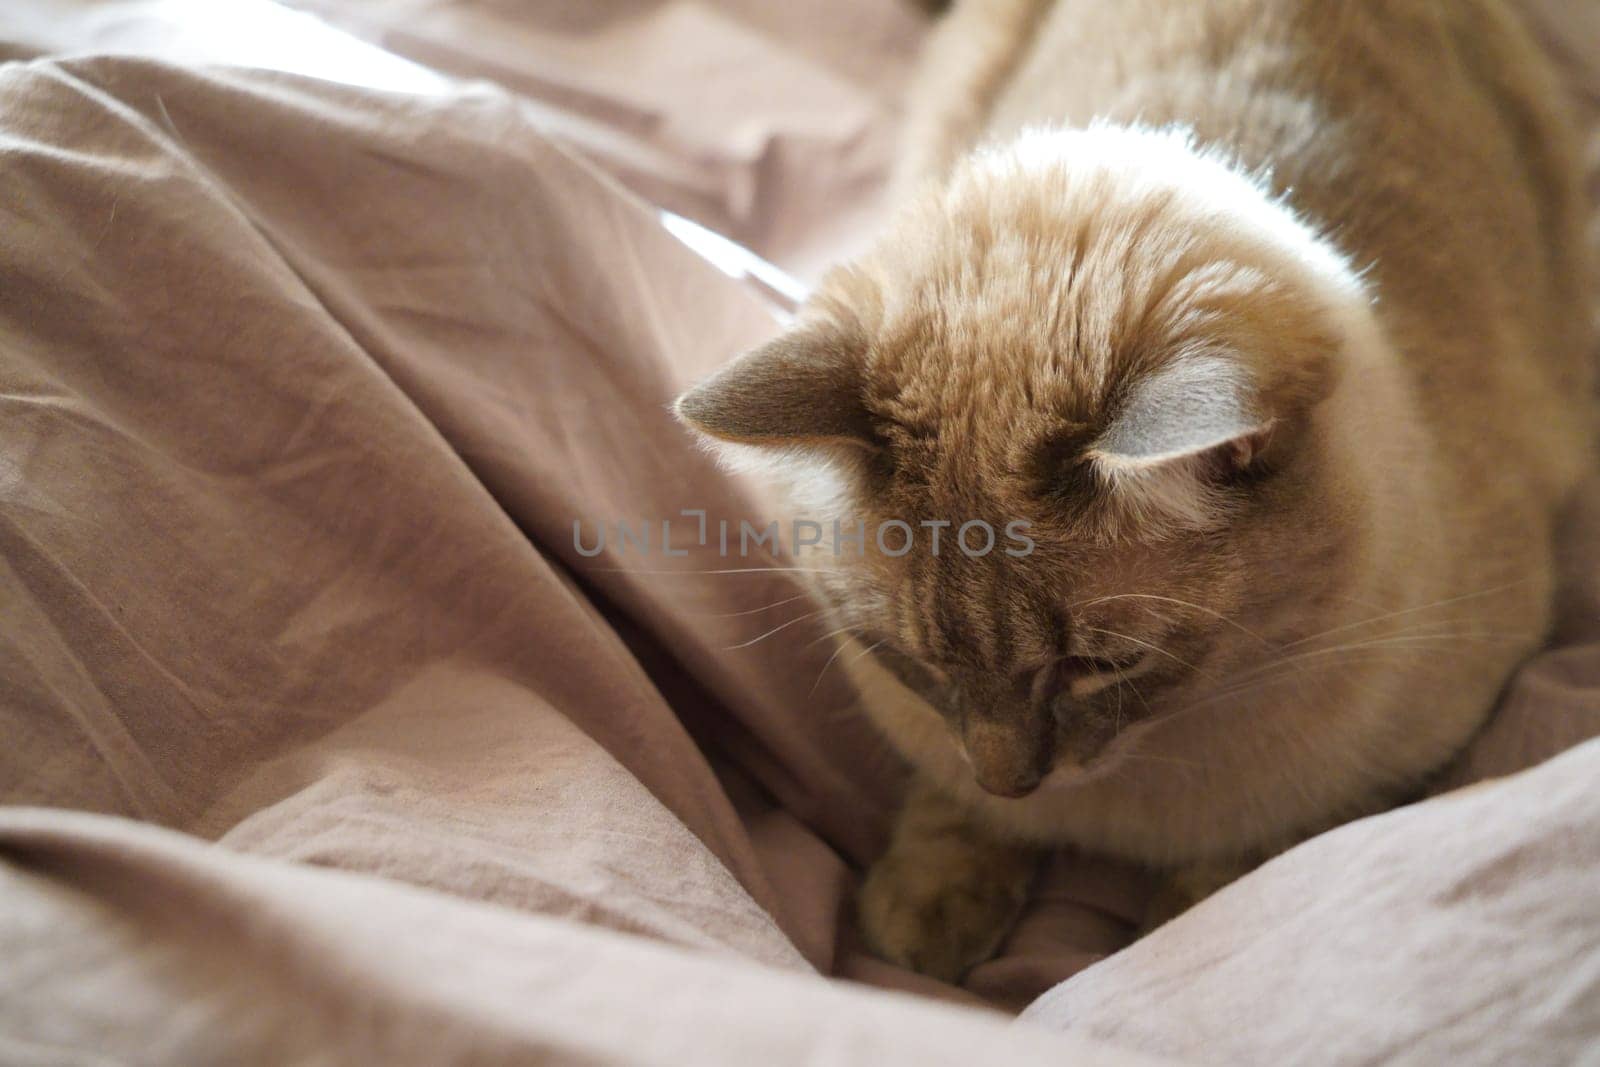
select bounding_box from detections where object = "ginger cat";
[677,0,1594,980]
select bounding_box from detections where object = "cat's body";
[678,0,1594,979]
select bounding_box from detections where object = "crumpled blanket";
[1,2,1597,1064]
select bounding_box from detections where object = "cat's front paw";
[856,847,1032,982]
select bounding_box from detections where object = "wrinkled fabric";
[1022,738,1600,1066]
[0,809,1180,1066]
[278,0,926,281]
[0,1,1597,1063]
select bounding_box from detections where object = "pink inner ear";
[1091,354,1271,473]
[1147,418,1278,486]
[1227,421,1276,470]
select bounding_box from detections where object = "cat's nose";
[957,675,1054,799]
[969,752,1043,798]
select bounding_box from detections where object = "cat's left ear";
[1089,354,1277,481]
[674,319,876,449]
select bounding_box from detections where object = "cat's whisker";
[805,622,866,650]
[1260,634,1531,678]
[691,593,813,619]
[722,608,829,651]
[1173,668,1330,717]
[1247,627,1528,675]
[850,639,887,664]
[1274,615,1520,653]
[1208,648,1456,701]
[1175,632,1533,716]
[1277,579,1536,651]
[1122,675,1155,720]
[809,631,869,694]
[1077,593,1275,648]
[1074,590,1535,713]
[1082,625,1200,673]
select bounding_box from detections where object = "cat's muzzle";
[955,675,1056,798]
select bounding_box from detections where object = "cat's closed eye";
[1060,652,1151,698]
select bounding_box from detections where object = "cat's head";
[677,125,1380,798]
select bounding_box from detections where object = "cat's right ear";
[674,320,876,449]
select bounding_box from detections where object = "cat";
[675,0,1595,981]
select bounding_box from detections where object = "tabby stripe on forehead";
[986,564,1015,671]
[915,550,940,661]
[1047,605,1071,660]
[940,550,988,666]
[931,549,958,663]
[895,573,916,652]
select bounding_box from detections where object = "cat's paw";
[856,848,1031,982]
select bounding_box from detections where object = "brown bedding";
[1,3,1597,1064]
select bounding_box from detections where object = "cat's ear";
[674,319,875,448]
[1090,354,1276,482]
